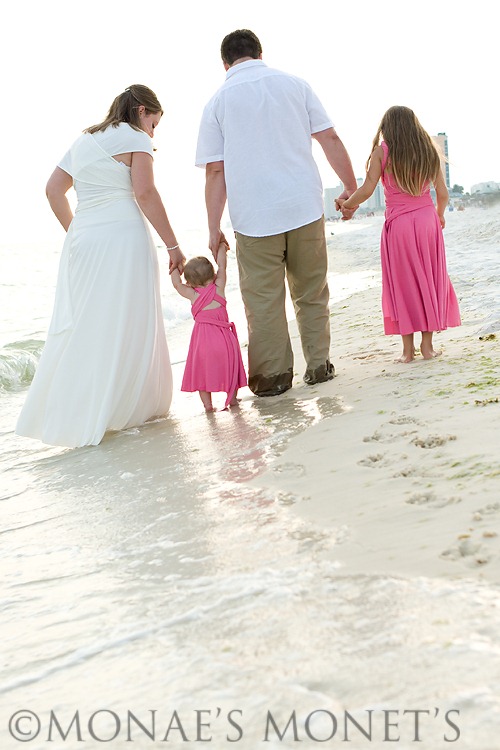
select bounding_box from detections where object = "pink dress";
[380,141,461,335]
[181,282,247,407]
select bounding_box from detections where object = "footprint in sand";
[364,429,417,444]
[358,453,389,468]
[472,502,500,520]
[440,537,491,567]
[272,462,306,478]
[412,434,457,449]
[352,349,387,362]
[406,491,461,508]
[471,505,500,546]
[440,530,498,568]
[389,415,423,426]
[275,490,309,506]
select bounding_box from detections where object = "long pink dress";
[181,283,247,407]
[380,141,461,335]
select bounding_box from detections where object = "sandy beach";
[1,209,500,750]
[252,280,500,583]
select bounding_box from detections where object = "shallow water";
[1,207,500,749]
[2,394,500,749]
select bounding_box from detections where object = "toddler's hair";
[183,256,216,287]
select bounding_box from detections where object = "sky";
[2,0,498,246]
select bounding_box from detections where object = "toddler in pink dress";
[171,243,247,411]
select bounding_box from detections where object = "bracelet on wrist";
[166,244,179,251]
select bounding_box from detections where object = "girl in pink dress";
[339,106,461,363]
[171,243,247,411]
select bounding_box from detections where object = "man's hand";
[209,229,229,259]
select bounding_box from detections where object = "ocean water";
[1,206,499,749]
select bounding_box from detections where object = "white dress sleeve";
[58,148,73,176]
[101,123,154,157]
[56,123,153,176]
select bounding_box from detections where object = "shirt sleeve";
[305,84,333,135]
[114,125,154,156]
[195,99,225,167]
[58,149,73,176]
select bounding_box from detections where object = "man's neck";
[224,55,262,72]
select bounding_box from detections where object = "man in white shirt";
[196,29,357,397]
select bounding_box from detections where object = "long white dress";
[16,123,172,448]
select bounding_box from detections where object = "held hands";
[335,194,359,222]
[168,247,186,274]
[209,229,230,259]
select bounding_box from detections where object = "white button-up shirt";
[195,60,333,237]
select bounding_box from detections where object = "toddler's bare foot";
[228,390,241,407]
[199,391,214,411]
[205,406,216,413]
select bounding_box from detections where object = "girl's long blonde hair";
[367,106,442,196]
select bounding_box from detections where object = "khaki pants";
[235,217,330,395]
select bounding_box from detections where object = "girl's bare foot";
[396,353,415,363]
[421,348,442,360]
[397,334,415,363]
[420,332,441,360]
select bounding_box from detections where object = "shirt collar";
[225,59,266,80]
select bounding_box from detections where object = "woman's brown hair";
[84,84,163,135]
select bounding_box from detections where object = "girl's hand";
[438,214,446,229]
[340,204,358,221]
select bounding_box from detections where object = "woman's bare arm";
[46,167,74,231]
[131,152,185,272]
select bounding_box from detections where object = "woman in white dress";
[16,85,185,448]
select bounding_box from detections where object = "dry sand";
[249,282,500,584]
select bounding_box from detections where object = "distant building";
[471,181,500,194]
[323,185,345,220]
[356,177,385,211]
[432,132,450,188]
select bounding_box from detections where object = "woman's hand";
[168,247,186,274]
